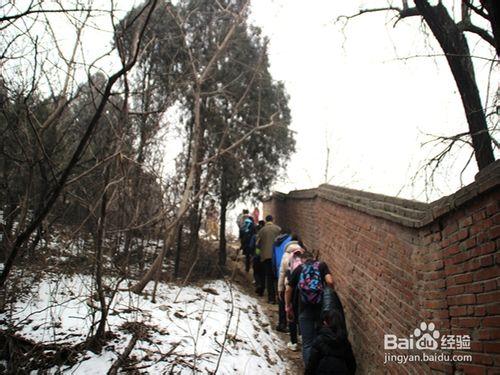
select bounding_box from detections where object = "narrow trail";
[227,246,305,375]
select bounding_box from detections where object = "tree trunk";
[218,167,228,267]
[174,224,183,278]
[414,0,495,170]
[91,170,110,348]
[131,87,204,293]
[188,211,202,260]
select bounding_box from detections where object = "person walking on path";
[237,209,251,250]
[252,206,260,224]
[240,215,256,272]
[253,220,265,292]
[277,239,303,349]
[285,251,334,365]
[205,199,219,240]
[272,230,293,331]
[304,309,356,375]
[256,215,281,303]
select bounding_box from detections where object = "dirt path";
[228,246,304,375]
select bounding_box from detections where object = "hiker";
[237,209,250,250]
[277,238,304,350]
[256,215,281,303]
[240,215,256,272]
[252,206,260,224]
[304,309,356,375]
[322,287,348,340]
[272,229,293,332]
[253,220,265,291]
[285,251,334,365]
[237,208,249,230]
[206,199,219,240]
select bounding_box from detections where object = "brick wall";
[263,161,500,374]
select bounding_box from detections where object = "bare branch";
[336,6,420,24]
[457,20,496,47]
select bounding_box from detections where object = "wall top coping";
[264,160,500,228]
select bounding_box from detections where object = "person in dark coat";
[304,309,356,375]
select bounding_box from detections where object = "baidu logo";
[414,322,440,350]
[384,321,440,350]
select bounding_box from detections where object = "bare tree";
[339,0,497,172]
[0,0,159,287]
[130,0,252,293]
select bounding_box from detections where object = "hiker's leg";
[289,321,298,344]
[252,256,259,284]
[245,254,251,272]
[298,309,317,365]
[277,291,286,328]
[264,260,275,303]
[255,259,264,295]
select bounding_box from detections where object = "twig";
[212,264,237,374]
[107,331,141,375]
[173,256,199,303]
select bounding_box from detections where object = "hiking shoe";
[287,342,298,351]
[275,324,288,333]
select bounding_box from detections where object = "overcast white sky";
[7,0,496,207]
[248,0,498,203]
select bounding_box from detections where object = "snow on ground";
[0,274,288,374]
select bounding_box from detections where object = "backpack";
[298,261,324,305]
[241,218,254,235]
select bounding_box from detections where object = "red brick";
[478,328,500,340]
[477,291,500,304]
[474,306,486,317]
[465,283,484,294]
[450,305,468,316]
[473,242,496,256]
[484,316,500,327]
[445,263,467,276]
[488,225,500,240]
[443,222,458,237]
[486,304,500,315]
[474,267,499,282]
[446,285,465,296]
[462,237,477,250]
[454,273,473,284]
[447,294,476,305]
[457,228,469,241]
[483,342,500,353]
[444,243,460,257]
[465,258,482,272]
[473,210,487,221]
[477,231,488,245]
[483,279,497,292]
[471,218,493,233]
[458,364,486,375]
[456,317,481,328]
[492,212,500,225]
[480,255,494,267]
[486,201,499,216]
[471,341,483,352]
[460,216,473,228]
[430,309,450,319]
[473,353,494,365]
[424,299,447,309]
